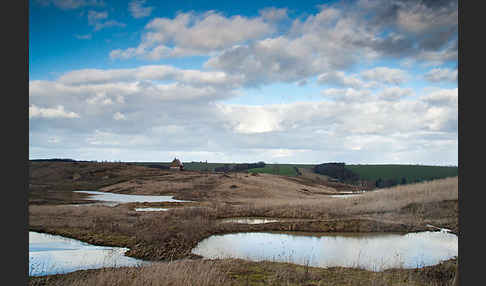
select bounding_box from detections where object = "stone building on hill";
[170,158,184,171]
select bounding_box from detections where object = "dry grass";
[29,176,458,261]
[29,258,457,286]
[29,162,458,285]
[30,259,231,286]
[219,177,458,231]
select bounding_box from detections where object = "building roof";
[170,158,183,167]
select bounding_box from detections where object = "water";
[329,191,365,198]
[192,231,457,271]
[29,232,148,276]
[220,218,280,224]
[74,191,190,206]
[134,208,169,212]
[329,194,361,198]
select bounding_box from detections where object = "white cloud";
[424,68,457,83]
[361,67,410,85]
[86,92,113,105]
[217,104,283,134]
[202,1,457,87]
[29,82,458,164]
[87,10,125,31]
[30,0,458,164]
[317,71,375,89]
[421,88,457,107]
[376,87,413,101]
[258,7,288,22]
[58,65,243,88]
[87,10,107,24]
[29,105,80,119]
[110,11,276,59]
[37,0,105,10]
[129,0,154,18]
[93,20,126,31]
[321,88,371,102]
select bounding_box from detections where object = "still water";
[220,218,280,224]
[74,191,189,205]
[29,232,147,276]
[134,207,169,211]
[192,231,457,271]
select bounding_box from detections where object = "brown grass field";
[28,161,458,285]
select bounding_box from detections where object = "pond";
[191,231,457,271]
[29,231,148,276]
[74,191,190,206]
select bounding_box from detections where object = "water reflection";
[192,231,457,271]
[220,218,280,224]
[329,194,361,198]
[29,232,148,276]
[134,208,169,212]
[74,191,189,206]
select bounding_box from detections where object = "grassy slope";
[345,164,458,182]
[132,161,458,185]
[246,165,299,176]
[28,162,458,285]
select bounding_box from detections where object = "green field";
[345,164,458,183]
[131,161,458,184]
[246,165,299,176]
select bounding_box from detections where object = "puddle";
[192,231,457,271]
[134,208,169,212]
[220,218,280,224]
[29,231,148,276]
[329,191,365,198]
[65,202,119,207]
[329,194,362,198]
[74,191,190,206]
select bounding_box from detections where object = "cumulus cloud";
[317,71,373,89]
[203,0,456,87]
[113,112,126,121]
[258,7,289,22]
[108,0,457,88]
[29,64,457,164]
[421,88,457,106]
[321,88,371,102]
[361,67,409,85]
[128,0,154,18]
[111,10,276,59]
[29,105,80,119]
[30,0,458,164]
[424,68,457,83]
[58,65,243,87]
[376,87,413,101]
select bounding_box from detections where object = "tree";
[376,178,383,188]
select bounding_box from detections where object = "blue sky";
[29,0,458,165]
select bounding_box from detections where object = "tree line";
[214,161,266,173]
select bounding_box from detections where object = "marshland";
[29,160,458,285]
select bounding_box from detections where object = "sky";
[29,0,458,165]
